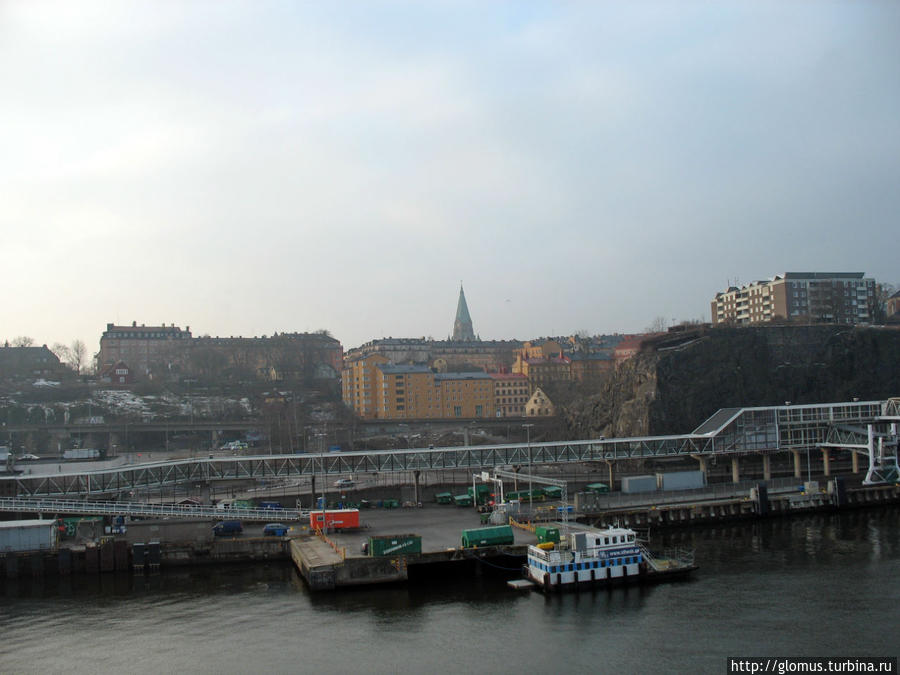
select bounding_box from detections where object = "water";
[1,509,898,674]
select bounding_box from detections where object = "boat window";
[604,538,609,545]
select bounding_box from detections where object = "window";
[454,406,462,417]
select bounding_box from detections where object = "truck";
[212,521,243,537]
[63,448,101,460]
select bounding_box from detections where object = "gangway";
[0,497,306,521]
[483,467,570,533]
[822,423,900,485]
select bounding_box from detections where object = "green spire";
[453,284,476,341]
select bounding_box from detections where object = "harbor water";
[1,509,898,674]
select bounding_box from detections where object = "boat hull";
[527,562,697,592]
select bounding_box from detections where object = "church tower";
[452,284,476,341]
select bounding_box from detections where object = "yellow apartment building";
[341,353,388,419]
[342,357,498,420]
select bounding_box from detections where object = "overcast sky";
[3,1,898,355]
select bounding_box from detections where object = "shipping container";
[656,470,706,491]
[585,483,609,494]
[621,475,658,494]
[310,509,360,530]
[453,494,473,507]
[0,520,57,553]
[367,534,422,557]
[535,526,560,544]
[461,525,514,548]
[435,492,453,504]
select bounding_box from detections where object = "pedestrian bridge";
[1,399,895,498]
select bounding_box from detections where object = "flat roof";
[0,520,56,529]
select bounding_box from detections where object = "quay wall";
[576,484,900,530]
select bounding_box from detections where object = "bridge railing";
[0,497,306,521]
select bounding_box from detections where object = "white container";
[0,520,57,553]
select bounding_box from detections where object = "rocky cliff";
[564,326,900,439]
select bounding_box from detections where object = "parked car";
[16,453,40,461]
[212,520,243,536]
[334,478,354,488]
[263,523,288,537]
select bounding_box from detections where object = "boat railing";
[639,542,695,571]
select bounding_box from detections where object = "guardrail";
[0,497,306,521]
[576,476,804,512]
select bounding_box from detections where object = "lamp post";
[315,432,326,525]
[523,423,534,512]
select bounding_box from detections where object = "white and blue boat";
[525,525,695,591]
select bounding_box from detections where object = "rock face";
[564,326,900,439]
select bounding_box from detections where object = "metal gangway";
[0,497,307,521]
[0,398,893,498]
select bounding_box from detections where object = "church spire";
[452,284,476,341]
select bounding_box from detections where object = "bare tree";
[70,340,86,375]
[874,283,897,323]
[12,336,35,347]
[52,343,73,363]
[645,317,668,333]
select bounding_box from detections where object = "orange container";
[310,509,360,530]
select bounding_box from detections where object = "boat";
[525,525,697,591]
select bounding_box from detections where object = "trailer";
[367,534,422,557]
[657,470,706,491]
[461,525,514,548]
[310,509,360,530]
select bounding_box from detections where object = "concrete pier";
[821,448,831,476]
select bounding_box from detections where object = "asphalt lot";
[323,504,537,555]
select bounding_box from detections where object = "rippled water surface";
[2,509,898,674]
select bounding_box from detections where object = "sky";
[2,1,899,356]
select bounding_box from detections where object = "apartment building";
[341,354,388,418]
[711,273,876,326]
[490,373,530,417]
[99,322,192,377]
[341,357,497,420]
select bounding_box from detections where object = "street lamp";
[523,423,534,512]
[315,432,326,523]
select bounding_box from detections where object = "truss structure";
[0,399,890,497]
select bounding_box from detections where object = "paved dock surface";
[323,505,536,557]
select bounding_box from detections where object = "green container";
[368,534,422,557]
[586,483,610,494]
[453,494,473,507]
[435,492,453,505]
[543,486,563,499]
[466,485,492,505]
[461,525,514,548]
[383,499,400,509]
[232,499,253,510]
[535,526,560,544]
